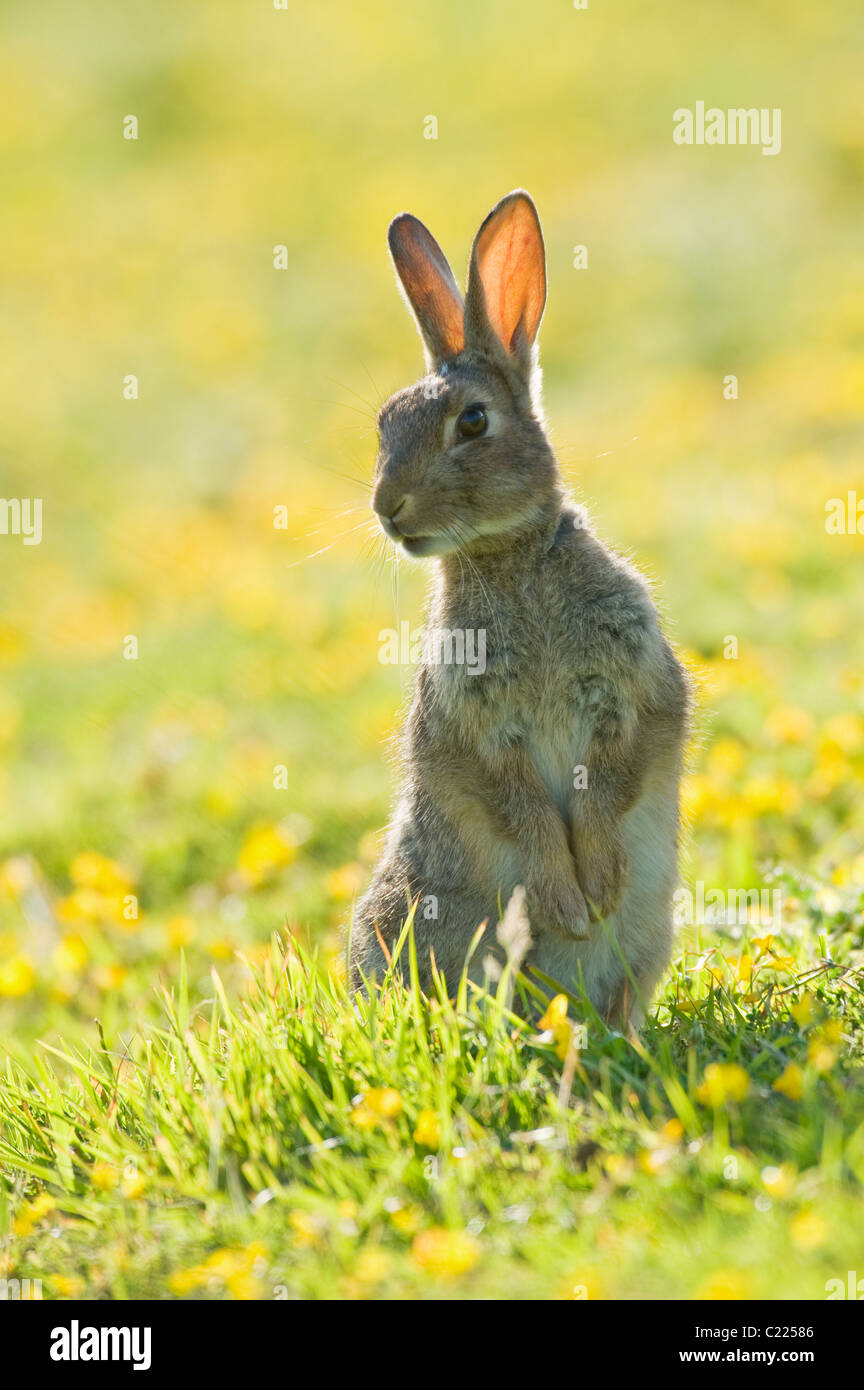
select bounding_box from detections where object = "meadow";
[1,0,863,1299]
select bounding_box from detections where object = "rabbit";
[348,190,691,1028]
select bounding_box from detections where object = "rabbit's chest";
[523,659,596,811]
[432,628,593,813]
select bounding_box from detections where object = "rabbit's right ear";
[463,191,546,389]
[388,213,465,369]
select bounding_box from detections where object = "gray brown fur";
[348,190,691,1026]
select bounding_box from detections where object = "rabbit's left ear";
[388,213,465,368]
[464,191,546,381]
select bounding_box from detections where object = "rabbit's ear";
[388,213,465,368]
[464,191,546,380]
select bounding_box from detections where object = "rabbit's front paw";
[573,837,628,921]
[530,872,591,941]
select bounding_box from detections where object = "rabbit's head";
[372,191,562,558]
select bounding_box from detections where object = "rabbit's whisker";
[296,505,368,539]
[358,363,385,411]
[323,377,381,419]
[285,518,378,568]
[315,397,378,422]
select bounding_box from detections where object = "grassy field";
[1,0,863,1299]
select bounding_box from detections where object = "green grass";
[3,875,864,1300]
[1,0,864,1301]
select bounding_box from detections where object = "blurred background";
[1,0,863,1048]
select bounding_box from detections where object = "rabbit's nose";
[372,481,409,525]
[374,490,414,541]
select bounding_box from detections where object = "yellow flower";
[808,746,848,799]
[817,1018,843,1044]
[169,1243,266,1299]
[70,850,134,896]
[773,1063,804,1101]
[0,622,25,664]
[56,883,138,930]
[55,889,103,925]
[727,953,753,984]
[538,993,575,1059]
[288,1210,323,1248]
[740,775,801,815]
[206,783,239,818]
[604,1153,634,1185]
[694,1268,754,1300]
[218,1262,265,1301]
[168,1266,202,1294]
[766,953,797,973]
[51,1274,85,1297]
[639,1146,675,1175]
[165,914,196,948]
[13,1191,55,1236]
[789,1210,826,1250]
[91,1163,118,1192]
[352,1088,403,1128]
[765,705,813,744]
[681,772,712,819]
[696,1063,750,1108]
[352,1248,391,1286]
[365,1087,403,1119]
[761,1162,797,1198]
[93,964,128,991]
[808,1019,842,1072]
[809,1041,836,1072]
[326,862,366,901]
[411,1227,480,1279]
[790,992,815,1026]
[707,737,745,777]
[53,934,88,974]
[122,1171,147,1200]
[539,994,568,1030]
[413,1109,441,1148]
[237,822,297,887]
[351,1102,378,1130]
[750,934,775,957]
[675,998,704,1014]
[0,953,36,996]
[390,1205,421,1235]
[820,713,864,755]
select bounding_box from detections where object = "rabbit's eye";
[457,404,487,439]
